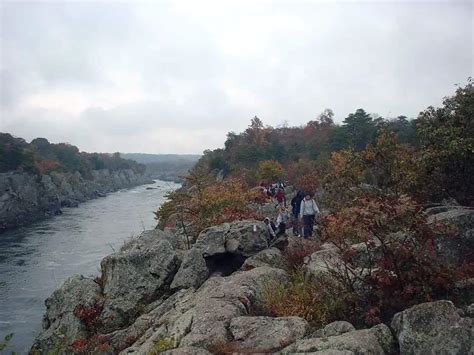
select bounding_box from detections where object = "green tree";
[343,109,377,151]
[417,79,474,205]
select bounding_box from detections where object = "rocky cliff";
[31,208,474,354]
[0,169,153,232]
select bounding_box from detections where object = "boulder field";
[0,169,153,233]
[31,207,474,354]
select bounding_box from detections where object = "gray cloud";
[1,0,472,153]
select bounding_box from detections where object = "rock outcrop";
[427,207,474,265]
[0,169,153,232]
[171,220,269,290]
[99,231,181,332]
[282,323,396,354]
[391,300,473,354]
[31,207,474,354]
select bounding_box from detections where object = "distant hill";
[121,153,201,182]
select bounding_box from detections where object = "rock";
[161,347,211,355]
[171,248,209,289]
[467,304,474,318]
[0,169,152,233]
[171,220,269,290]
[120,266,289,353]
[180,267,288,348]
[100,232,181,331]
[113,289,196,353]
[282,323,395,354]
[427,208,474,265]
[304,248,342,280]
[31,275,103,353]
[229,316,308,352]
[241,247,286,270]
[391,300,473,355]
[313,321,356,338]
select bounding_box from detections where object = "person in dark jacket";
[290,190,305,236]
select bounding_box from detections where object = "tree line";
[0,134,146,178]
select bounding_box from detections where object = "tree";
[257,160,284,183]
[416,79,474,205]
[343,109,377,151]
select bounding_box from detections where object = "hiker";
[263,217,276,241]
[299,193,320,238]
[276,205,289,236]
[275,188,286,207]
[291,190,305,236]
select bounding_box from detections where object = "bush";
[322,194,468,322]
[282,239,321,272]
[261,271,358,327]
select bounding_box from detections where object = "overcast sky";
[1,0,472,154]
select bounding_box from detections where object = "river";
[0,180,180,353]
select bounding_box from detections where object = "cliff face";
[0,169,153,232]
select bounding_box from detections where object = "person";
[299,193,320,238]
[276,205,289,236]
[291,190,305,236]
[263,217,276,241]
[275,188,286,207]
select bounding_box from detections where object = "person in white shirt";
[276,205,289,236]
[264,217,276,241]
[299,193,320,238]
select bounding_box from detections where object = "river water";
[0,180,180,353]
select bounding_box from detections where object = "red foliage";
[74,300,104,331]
[35,159,61,174]
[283,239,321,271]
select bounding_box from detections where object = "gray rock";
[313,321,356,338]
[171,220,269,290]
[466,304,474,318]
[241,247,286,270]
[171,248,209,289]
[0,169,152,232]
[229,316,308,352]
[100,233,181,331]
[31,275,102,353]
[282,323,395,354]
[391,300,473,355]
[120,266,289,353]
[179,266,289,348]
[161,347,211,355]
[427,208,474,265]
[304,248,342,280]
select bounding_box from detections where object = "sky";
[1,0,472,154]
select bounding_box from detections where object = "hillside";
[121,153,201,182]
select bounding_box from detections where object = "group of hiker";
[263,185,320,241]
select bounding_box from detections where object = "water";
[0,180,180,353]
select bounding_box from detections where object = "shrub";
[73,299,104,332]
[150,337,175,354]
[282,238,321,272]
[261,271,357,327]
[155,172,262,245]
[322,194,468,322]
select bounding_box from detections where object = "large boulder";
[241,247,286,270]
[282,323,395,354]
[100,231,181,331]
[304,248,342,280]
[391,300,473,354]
[31,275,103,353]
[229,316,308,352]
[171,220,269,290]
[122,266,289,353]
[312,321,356,338]
[427,207,474,265]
